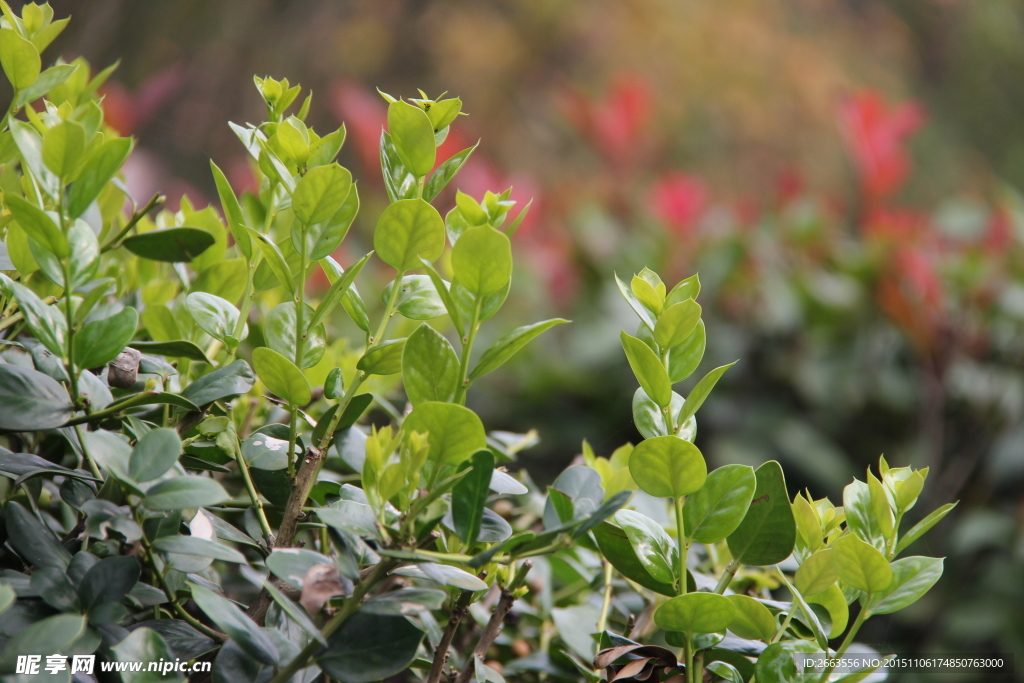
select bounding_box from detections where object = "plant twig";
[100,193,165,252]
[713,558,740,594]
[454,560,532,683]
[426,572,487,683]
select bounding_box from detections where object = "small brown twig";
[426,572,488,683]
[454,561,532,683]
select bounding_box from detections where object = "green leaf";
[5,500,72,569]
[30,216,98,289]
[706,661,744,683]
[0,614,85,671]
[795,549,838,598]
[388,99,436,176]
[309,181,360,260]
[152,536,246,564]
[403,401,487,467]
[451,225,513,296]
[470,318,569,380]
[210,160,251,258]
[190,583,279,665]
[30,566,80,612]
[621,330,672,407]
[317,500,377,537]
[677,361,736,425]
[9,119,58,197]
[265,301,325,369]
[420,258,464,336]
[593,521,676,596]
[67,135,131,217]
[868,470,895,540]
[79,555,140,607]
[425,97,463,130]
[132,340,214,364]
[310,251,372,330]
[777,571,829,651]
[655,592,735,633]
[292,163,352,225]
[807,584,849,638]
[129,428,182,482]
[655,299,701,349]
[843,479,886,552]
[832,533,893,594]
[632,387,696,440]
[15,63,75,107]
[265,548,334,589]
[616,272,658,330]
[685,463,756,544]
[186,292,247,347]
[111,628,178,683]
[123,227,216,263]
[726,594,777,641]
[894,503,957,556]
[4,194,68,257]
[403,323,460,405]
[356,338,406,376]
[668,319,705,383]
[241,565,326,645]
[2,278,65,356]
[248,228,295,294]
[614,509,676,585]
[141,476,230,511]
[383,274,447,320]
[628,435,707,498]
[424,142,478,201]
[74,306,138,369]
[726,461,797,566]
[373,198,445,272]
[867,556,943,615]
[380,130,417,203]
[42,119,86,178]
[253,346,311,406]
[0,28,40,89]
[0,363,74,430]
[317,611,424,683]
[452,450,494,546]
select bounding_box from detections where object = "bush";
[0,5,951,682]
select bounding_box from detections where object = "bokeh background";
[22,0,1024,678]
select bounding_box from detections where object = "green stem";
[814,607,869,683]
[674,496,687,594]
[660,349,676,434]
[233,443,274,544]
[62,391,171,426]
[713,558,740,594]
[286,233,310,478]
[595,560,614,637]
[73,423,103,479]
[771,607,796,644]
[683,637,694,683]
[100,193,165,252]
[268,559,397,683]
[453,299,482,405]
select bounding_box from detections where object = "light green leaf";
[424,142,477,201]
[292,163,352,225]
[726,461,797,566]
[15,63,75,107]
[210,160,251,258]
[403,401,486,466]
[843,479,886,552]
[654,299,701,349]
[186,292,246,347]
[373,198,445,272]
[685,463,756,544]
[894,503,957,556]
[726,594,777,641]
[68,137,132,218]
[311,252,372,331]
[794,549,838,598]
[592,521,676,596]
[868,556,943,615]
[265,301,325,369]
[356,338,406,376]
[5,278,66,356]
[451,225,512,297]
[247,228,295,294]
[42,119,86,178]
[655,592,735,633]
[383,274,447,320]
[832,533,893,594]
[142,476,229,511]
[614,509,676,585]
[807,584,848,638]
[402,323,459,405]
[0,27,40,89]
[469,318,569,380]
[4,194,68,257]
[868,470,895,541]
[388,99,436,176]
[74,306,137,369]
[253,346,311,406]
[621,330,672,407]
[677,361,736,425]
[628,435,707,498]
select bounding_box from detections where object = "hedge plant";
[0,5,953,683]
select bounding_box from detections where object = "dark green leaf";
[129,428,182,482]
[190,583,279,665]
[79,555,140,607]
[685,464,757,544]
[5,500,71,569]
[123,227,216,262]
[452,450,494,546]
[74,306,138,370]
[317,610,424,683]
[141,476,229,511]
[0,363,74,430]
[181,359,255,406]
[131,340,214,364]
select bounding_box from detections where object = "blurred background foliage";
[7,0,1024,678]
